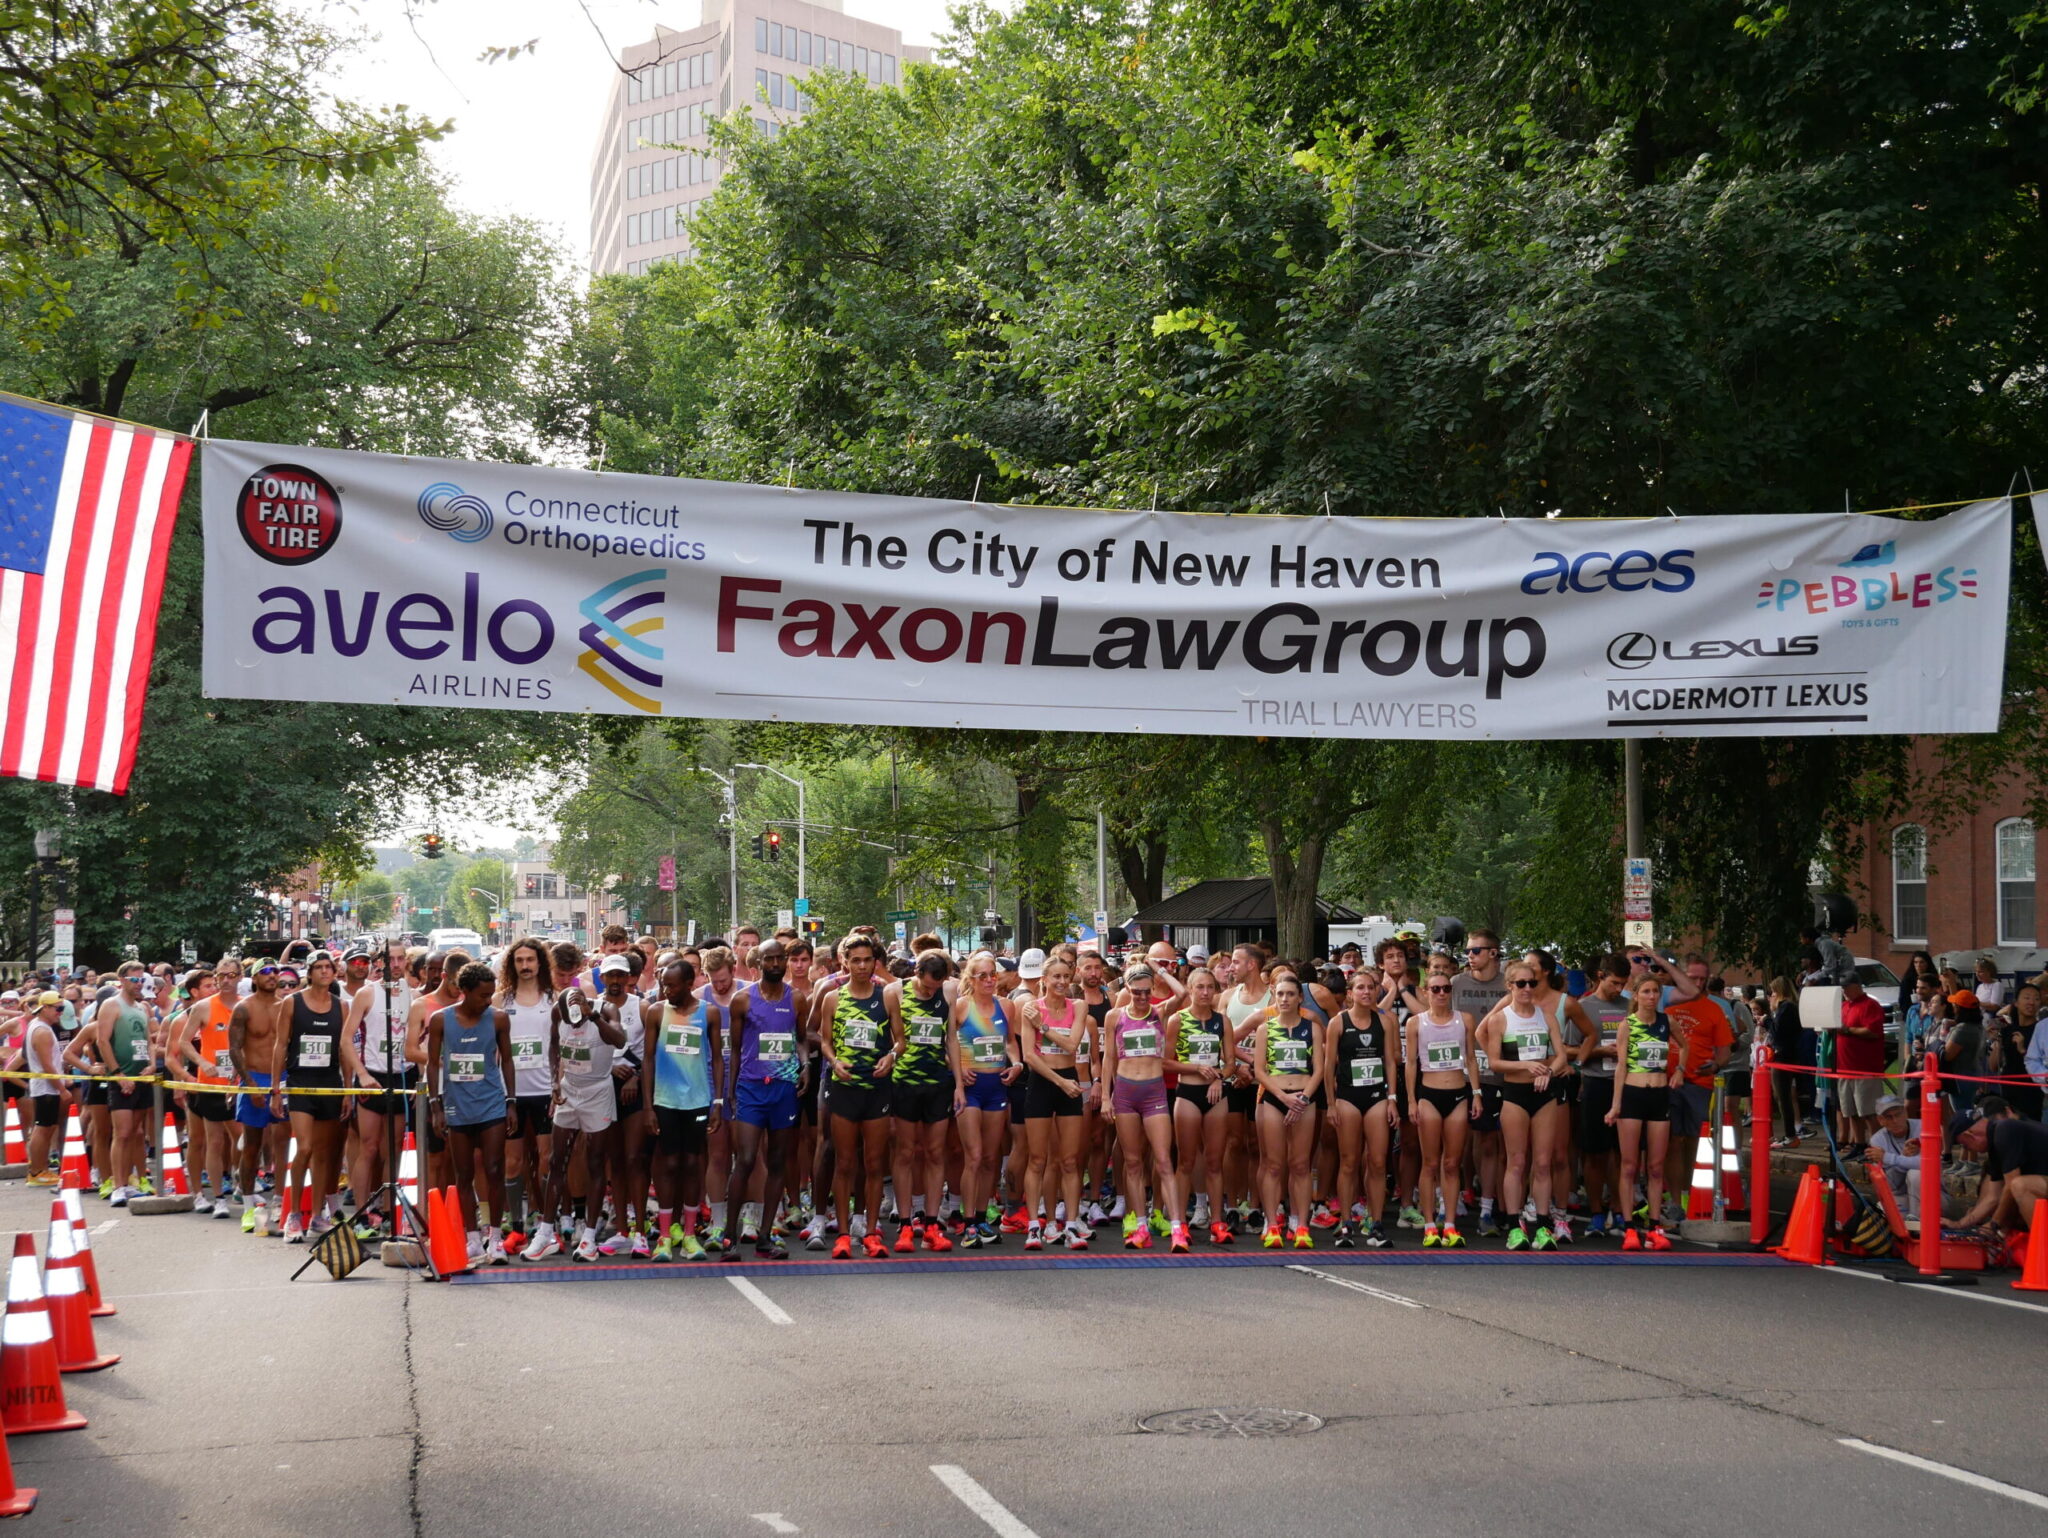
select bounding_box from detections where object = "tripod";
[358,950,436,1278]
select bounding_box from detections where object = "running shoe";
[1170,1223,1190,1254]
[284,1213,306,1245]
[1584,1213,1609,1237]
[894,1224,918,1253]
[1620,1226,1643,1252]
[486,1231,508,1266]
[1440,1225,1465,1249]
[109,1186,130,1208]
[679,1233,708,1262]
[135,1176,155,1196]
[1332,1222,1356,1250]
[1190,1196,1210,1229]
[1647,1226,1673,1252]
[574,1234,600,1263]
[862,1232,889,1259]
[984,1201,1002,1227]
[832,1234,853,1260]
[959,1227,982,1249]
[1149,1206,1170,1237]
[1422,1224,1441,1248]
[1310,1202,1338,1230]
[1477,1213,1501,1238]
[1550,1216,1572,1246]
[1505,1224,1527,1251]
[1106,1194,1128,1220]
[1121,1211,1141,1242]
[525,1227,563,1262]
[1245,1206,1265,1235]
[1064,1223,1090,1251]
[194,1196,213,1215]
[922,1220,954,1253]
[1208,1220,1234,1246]
[97,1177,113,1199]
[23,1172,56,1189]
[803,1221,827,1252]
[754,1235,789,1260]
[503,1230,527,1256]
[1364,1223,1391,1249]
[1085,1201,1109,1228]
[1024,1223,1043,1252]
[1291,1224,1312,1250]
[1001,1205,1030,1234]
[308,1213,335,1240]
[629,1232,651,1260]
[1398,1205,1425,1229]
[739,1220,760,1245]
[1262,1225,1285,1250]
[1127,1224,1153,1250]
[598,1231,634,1256]
[1531,1225,1555,1252]
[975,1219,1000,1246]
[651,1235,675,1263]
[213,1198,235,1221]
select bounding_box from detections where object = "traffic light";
[524,876,538,897]
[766,829,782,861]
[749,834,765,859]
[801,917,824,936]
[420,834,446,860]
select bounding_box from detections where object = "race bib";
[1123,1027,1160,1058]
[968,1033,1006,1067]
[1271,1039,1309,1074]
[561,1041,595,1073]
[1511,1028,1550,1061]
[909,1015,944,1047]
[663,1024,703,1057]
[1350,1057,1384,1088]
[758,1031,796,1064]
[1638,1040,1668,1071]
[212,1048,233,1075]
[449,1052,484,1084]
[1185,1031,1221,1067]
[842,1019,879,1053]
[512,1039,545,1065]
[1425,1040,1461,1069]
[299,1035,332,1068]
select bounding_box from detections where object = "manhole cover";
[1137,1407,1325,1438]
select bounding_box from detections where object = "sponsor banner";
[200,439,2012,739]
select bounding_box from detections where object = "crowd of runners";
[0,924,1835,1266]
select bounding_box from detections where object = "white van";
[427,927,486,955]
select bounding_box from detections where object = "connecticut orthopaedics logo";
[416,482,494,543]
[577,569,666,713]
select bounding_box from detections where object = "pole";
[1750,1047,1772,1249]
[1096,811,1107,915]
[796,775,807,910]
[1709,1073,1726,1223]
[890,751,904,910]
[671,840,679,943]
[1623,739,1643,859]
[1918,1057,1942,1277]
[725,779,738,937]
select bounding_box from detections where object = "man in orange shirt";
[1662,953,1732,1211]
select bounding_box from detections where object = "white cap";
[0,991,17,1002]
[1017,947,1047,979]
[1186,945,1210,963]
[599,955,634,976]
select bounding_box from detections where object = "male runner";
[1453,929,1509,1234]
[18,993,65,1185]
[345,939,413,1236]
[602,950,651,1256]
[818,935,896,1259]
[529,945,625,1262]
[497,938,556,1238]
[725,941,807,1258]
[92,968,155,1203]
[407,951,462,1200]
[426,962,518,1265]
[168,968,234,1215]
[229,962,292,1234]
[641,957,724,1261]
[269,953,365,1241]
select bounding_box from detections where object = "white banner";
[201,440,2012,739]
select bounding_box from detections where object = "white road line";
[92,1219,119,1235]
[1839,1438,2048,1511]
[929,1466,1040,1538]
[1288,1264,1423,1308]
[728,1276,792,1325]
[1819,1265,2048,1315]
[750,1515,800,1533]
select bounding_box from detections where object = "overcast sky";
[327,0,959,269]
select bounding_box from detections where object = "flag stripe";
[104,435,187,794]
[72,435,156,787]
[38,424,125,785]
[0,570,24,750]
[6,419,93,779]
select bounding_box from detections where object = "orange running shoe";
[1000,1205,1030,1233]
[893,1224,917,1253]
[1170,1223,1190,1254]
[863,1232,889,1259]
[1647,1226,1672,1252]
[831,1233,853,1260]
[1621,1226,1643,1252]
[1291,1224,1312,1250]
[923,1221,954,1253]
[1208,1220,1234,1246]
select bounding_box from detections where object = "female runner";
[1330,967,1395,1248]
[1222,944,1273,1229]
[1480,960,1569,1251]
[1250,973,1326,1250]
[1404,971,1480,1247]
[1605,973,1682,1252]
[1102,964,1188,1252]
[950,953,1020,1248]
[1020,954,1093,1250]
[1166,965,1232,1245]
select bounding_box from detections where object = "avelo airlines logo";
[577,569,665,713]
[417,482,494,543]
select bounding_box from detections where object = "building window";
[755,17,767,51]
[800,30,812,65]
[826,38,839,68]
[1997,817,2036,945]
[885,53,897,84]
[770,22,782,57]
[855,46,868,78]
[755,66,768,102]
[1891,824,1927,944]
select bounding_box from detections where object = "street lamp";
[25,828,61,975]
[738,763,807,907]
[691,766,739,936]
[468,887,502,938]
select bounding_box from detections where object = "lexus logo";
[1607,632,1656,670]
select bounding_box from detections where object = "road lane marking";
[1839,1438,2048,1511]
[92,1219,118,1235]
[750,1515,800,1533]
[1820,1265,2048,1315]
[930,1466,1039,1538]
[728,1276,792,1324]
[1288,1264,1423,1308]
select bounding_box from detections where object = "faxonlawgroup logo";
[416,482,494,543]
[576,569,665,713]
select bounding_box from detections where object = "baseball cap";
[35,992,60,1009]
[1186,945,1209,963]
[1948,989,1979,1009]
[1874,1094,1904,1114]
[994,954,1020,974]
[0,991,16,1003]
[1017,948,1047,980]
[599,955,634,976]
[1947,1106,1986,1142]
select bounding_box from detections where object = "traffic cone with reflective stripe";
[159,1112,189,1196]
[62,1188,112,1317]
[43,1202,115,1372]
[0,1235,85,1433]
[1774,1165,1827,1265]
[1686,1122,1717,1220]
[2014,1219,2048,1292]
[396,1130,420,1237]
[57,1107,86,1189]
[1,1103,24,1168]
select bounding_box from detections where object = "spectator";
[1901,950,1940,993]
[1903,978,1941,1072]
[1664,953,1733,1209]
[1993,984,2043,1122]
[1798,925,1856,987]
[1974,956,2006,1013]
[1766,977,1806,1148]
[1865,1094,1925,1216]
[1940,992,1986,1115]
[1949,1096,2048,1236]
[1832,973,1889,1155]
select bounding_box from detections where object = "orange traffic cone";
[2014,1219,2048,1293]
[43,1204,116,1372]
[62,1188,113,1318]
[0,1235,85,1433]
[396,1130,420,1237]
[0,1419,37,1515]
[1773,1166,1820,1260]
[1686,1122,1717,1220]
[57,1107,86,1189]
[0,1103,24,1167]
[426,1187,460,1276]
[159,1112,189,1196]
[1718,1109,1747,1210]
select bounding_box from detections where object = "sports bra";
[1263,1014,1315,1077]
[959,996,1010,1074]
[1111,1007,1163,1070]
[1036,993,1084,1057]
[1497,1004,1552,1066]
[1414,1012,1468,1076]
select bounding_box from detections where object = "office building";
[590,0,930,276]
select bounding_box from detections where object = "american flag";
[0,393,191,794]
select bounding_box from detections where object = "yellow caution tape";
[3,1071,420,1096]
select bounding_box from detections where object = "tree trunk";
[1111,826,1168,941]
[1016,782,1042,950]
[1260,819,1326,962]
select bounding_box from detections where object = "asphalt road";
[7,1182,2045,1537]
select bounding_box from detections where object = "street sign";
[776,908,794,930]
[894,920,908,943]
[52,909,74,970]
[1624,919,1654,946]
[1093,909,1109,936]
[657,856,676,892]
[180,941,197,964]
[886,909,914,924]
[793,897,810,918]
[1623,856,1653,922]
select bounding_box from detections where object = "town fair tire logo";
[1607,632,1656,670]
[237,464,342,565]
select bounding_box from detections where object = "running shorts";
[1579,1079,1617,1152]
[510,1093,553,1138]
[363,1068,416,1117]
[1499,1078,1568,1115]
[959,1072,1008,1113]
[1171,1082,1219,1114]
[654,1104,710,1156]
[1025,1067,1084,1118]
[734,1076,800,1130]
[29,1095,62,1128]
[1618,1083,1671,1123]
[1111,1075,1167,1119]
[288,1088,345,1122]
[107,1079,152,1115]
[237,1071,277,1128]
[890,1079,954,1125]
[826,1078,892,1123]
[1224,1081,1257,1117]
[1334,1086,1389,1116]
[1415,1083,1472,1119]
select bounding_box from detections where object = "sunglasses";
[1468,945,1497,954]
[1511,979,1537,989]
[1426,985,1452,994]
[254,966,279,977]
